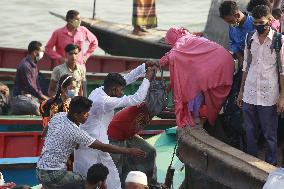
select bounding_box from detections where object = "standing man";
[45,10,98,68]
[219,1,255,65]
[237,5,284,165]
[219,1,255,150]
[132,0,157,36]
[48,44,86,97]
[73,62,156,189]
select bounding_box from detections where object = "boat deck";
[83,18,168,45]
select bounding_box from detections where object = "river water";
[0,0,211,54]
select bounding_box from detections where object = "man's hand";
[127,148,145,158]
[277,97,284,113]
[83,56,88,64]
[145,66,156,80]
[236,92,243,108]
[145,60,158,68]
[41,95,49,101]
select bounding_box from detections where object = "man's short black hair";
[87,163,109,185]
[64,43,81,53]
[252,5,271,19]
[272,8,281,20]
[66,10,80,21]
[247,0,272,13]
[28,41,42,53]
[69,96,93,115]
[219,1,239,18]
[104,73,127,91]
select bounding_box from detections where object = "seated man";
[36,96,145,189]
[12,41,48,115]
[48,44,86,97]
[125,171,149,189]
[59,163,109,189]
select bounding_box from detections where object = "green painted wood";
[146,128,184,188]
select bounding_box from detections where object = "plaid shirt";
[37,112,95,170]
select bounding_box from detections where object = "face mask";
[71,19,81,28]
[254,22,269,34]
[35,51,44,62]
[67,89,76,98]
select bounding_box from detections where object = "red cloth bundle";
[108,104,151,141]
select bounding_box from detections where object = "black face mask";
[254,22,269,34]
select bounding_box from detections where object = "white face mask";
[36,51,44,62]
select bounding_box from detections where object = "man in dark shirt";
[11,41,48,115]
[59,163,109,189]
[13,41,48,100]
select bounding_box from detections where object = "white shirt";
[80,63,150,144]
[37,112,95,170]
[242,29,284,106]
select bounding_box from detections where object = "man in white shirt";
[37,96,145,189]
[237,5,284,165]
[73,62,156,189]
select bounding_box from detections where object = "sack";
[108,104,151,140]
[0,92,9,115]
[144,67,168,116]
[262,168,284,189]
[10,95,40,115]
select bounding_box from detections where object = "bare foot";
[132,26,147,36]
[132,28,146,36]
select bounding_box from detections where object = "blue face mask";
[67,89,76,98]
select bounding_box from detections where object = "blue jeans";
[243,102,278,165]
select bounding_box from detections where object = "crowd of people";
[219,0,284,166]
[1,0,284,188]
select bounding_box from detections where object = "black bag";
[145,66,168,116]
[10,95,40,115]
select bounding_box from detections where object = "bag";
[145,66,168,116]
[262,168,284,189]
[10,95,40,115]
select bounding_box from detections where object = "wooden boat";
[0,118,176,159]
[0,127,183,188]
[0,46,154,72]
[177,126,276,189]
[49,12,171,59]
[0,157,39,186]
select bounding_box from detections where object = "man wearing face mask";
[48,44,86,97]
[73,61,156,189]
[219,1,255,65]
[236,5,284,165]
[11,41,48,115]
[45,10,98,68]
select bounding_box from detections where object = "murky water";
[0,0,211,54]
